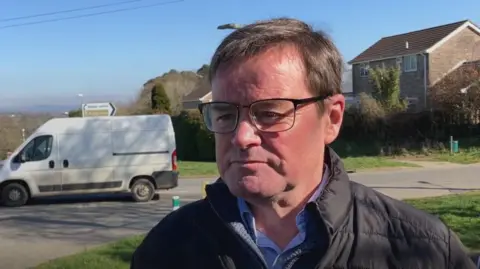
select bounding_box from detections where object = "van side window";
[22,135,54,162]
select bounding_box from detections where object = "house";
[348,20,480,111]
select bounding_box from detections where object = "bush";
[369,67,408,113]
[337,102,480,157]
[172,110,215,161]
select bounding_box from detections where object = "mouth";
[230,160,267,166]
[229,160,268,170]
[230,160,266,165]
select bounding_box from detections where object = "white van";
[0,114,178,207]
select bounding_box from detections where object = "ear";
[323,94,345,145]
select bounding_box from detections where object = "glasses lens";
[251,100,295,132]
[202,102,238,133]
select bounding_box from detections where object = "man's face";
[211,46,344,200]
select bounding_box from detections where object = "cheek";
[279,115,326,157]
[215,134,231,167]
[215,134,228,151]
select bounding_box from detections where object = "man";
[131,18,475,269]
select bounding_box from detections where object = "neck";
[248,168,324,249]
[251,163,326,220]
[251,180,320,225]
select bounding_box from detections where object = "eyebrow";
[211,104,236,112]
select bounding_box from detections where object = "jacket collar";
[311,146,353,234]
[205,146,353,235]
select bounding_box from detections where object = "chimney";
[405,41,409,49]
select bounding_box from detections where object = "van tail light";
[172,149,177,171]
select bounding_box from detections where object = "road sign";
[82,102,116,117]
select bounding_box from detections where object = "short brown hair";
[209,17,344,97]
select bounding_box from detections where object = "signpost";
[82,102,116,117]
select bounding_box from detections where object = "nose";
[231,116,261,149]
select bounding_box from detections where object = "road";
[173,163,480,200]
[2,163,480,269]
[350,163,480,199]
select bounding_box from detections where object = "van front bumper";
[151,171,178,189]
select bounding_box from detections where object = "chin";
[224,172,285,199]
[238,175,263,192]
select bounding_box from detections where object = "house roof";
[348,20,477,64]
[182,77,211,102]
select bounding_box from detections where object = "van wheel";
[1,183,29,207]
[131,179,155,202]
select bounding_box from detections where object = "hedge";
[172,110,215,162]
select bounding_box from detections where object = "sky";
[1,0,479,107]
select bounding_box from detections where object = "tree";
[369,67,407,113]
[151,82,172,114]
[196,64,210,77]
[430,64,480,123]
[430,64,480,112]
[68,109,82,117]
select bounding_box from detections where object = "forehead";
[211,45,309,103]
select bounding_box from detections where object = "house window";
[403,55,417,72]
[360,63,369,77]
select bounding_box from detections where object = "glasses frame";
[198,94,332,134]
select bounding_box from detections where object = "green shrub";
[172,110,215,161]
[151,82,172,115]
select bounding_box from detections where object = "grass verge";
[178,157,418,177]
[405,191,480,251]
[431,149,480,164]
[36,192,480,268]
[331,138,480,166]
[178,161,218,177]
[35,235,144,269]
[342,156,419,171]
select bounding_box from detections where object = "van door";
[57,132,116,193]
[10,134,62,192]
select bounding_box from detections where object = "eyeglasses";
[198,95,331,134]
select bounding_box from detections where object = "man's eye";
[215,113,235,122]
[256,111,284,121]
[260,111,280,117]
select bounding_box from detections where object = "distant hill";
[128,66,208,115]
[0,104,77,114]
[0,95,131,114]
